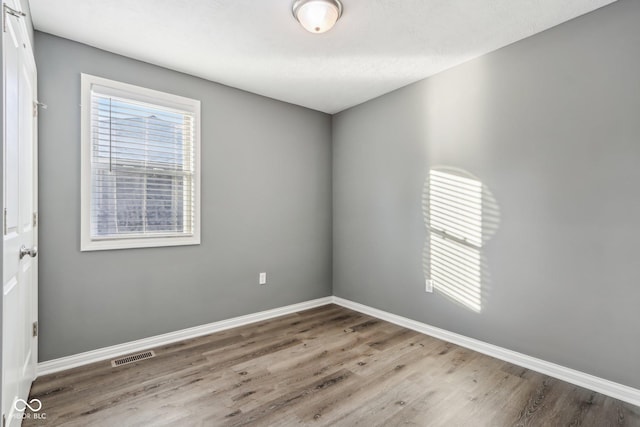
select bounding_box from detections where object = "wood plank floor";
[25,304,639,426]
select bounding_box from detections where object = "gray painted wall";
[35,32,332,361]
[333,0,640,389]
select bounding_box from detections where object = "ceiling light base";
[293,0,343,34]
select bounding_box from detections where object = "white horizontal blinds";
[90,88,195,239]
[428,170,483,312]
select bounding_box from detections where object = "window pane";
[82,74,200,251]
[90,88,195,239]
[115,173,145,233]
[145,174,184,232]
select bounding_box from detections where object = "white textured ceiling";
[29,0,616,113]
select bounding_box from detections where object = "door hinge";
[3,208,7,235]
[33,101,38,117]
[32,321,38,337]
[3,4,26,32]
[33,212,38,227]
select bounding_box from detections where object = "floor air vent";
[111,350,155,367]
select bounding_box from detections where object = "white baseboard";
[38,295,640,407]
[37,297,333,377]
[331,296,640,407]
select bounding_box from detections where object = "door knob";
[19,245,38,260]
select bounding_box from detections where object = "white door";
[2,1,38,425]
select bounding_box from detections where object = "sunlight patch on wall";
[422,168,499,313]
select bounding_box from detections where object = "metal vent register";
[111,350,155,367]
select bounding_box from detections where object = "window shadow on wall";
[422,167,500,313]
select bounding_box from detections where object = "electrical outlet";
[259,272,267,285]
[425,279,434,293]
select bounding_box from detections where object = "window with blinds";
[81,74,200,251]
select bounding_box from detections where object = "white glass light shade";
[293,0,343,34]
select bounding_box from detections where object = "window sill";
[80,235,200,252]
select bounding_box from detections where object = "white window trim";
[80,73,201,251]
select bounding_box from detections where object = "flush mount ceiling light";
[292,0,343,34]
